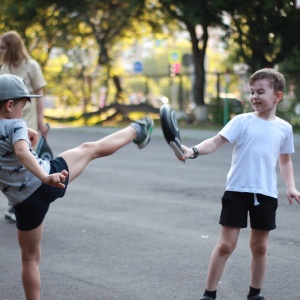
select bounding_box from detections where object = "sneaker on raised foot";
[4,206,16,222]
[131,116,154,149]
[247,294,265,300]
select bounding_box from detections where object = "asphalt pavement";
[1,125,300,300]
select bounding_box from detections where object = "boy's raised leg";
[60,116,154,183]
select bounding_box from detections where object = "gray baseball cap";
[0,74,42,101]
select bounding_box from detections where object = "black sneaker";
[247,294,265,300]
[200,296,215,300]
[131,116,154,149]
[4,207,16,222]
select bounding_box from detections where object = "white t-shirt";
[219,113,294,198]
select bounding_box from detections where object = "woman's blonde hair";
[0,30,30,66]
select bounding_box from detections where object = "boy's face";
[249,79,282,114]
[10,99,28,119]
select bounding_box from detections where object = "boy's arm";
[13,140,67,188]
[279,153,300,204]
[180,134,228,160]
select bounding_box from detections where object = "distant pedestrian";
[178,68,300,300]
[0,74,154,300]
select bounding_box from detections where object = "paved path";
[1,126,300,299]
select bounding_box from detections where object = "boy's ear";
[277,91,283,102]
[6,100,14,111]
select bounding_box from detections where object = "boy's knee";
[22,253,41,264]
[79,142,94,151]
[250,242,267,256]
[21,248,41,263]
[80,141,110,157]
[217,240,236,255]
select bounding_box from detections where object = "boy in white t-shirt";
[178,68,300,300]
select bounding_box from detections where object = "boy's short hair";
[250,68,285,94]
[0,98,31,111]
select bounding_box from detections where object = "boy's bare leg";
[249,229,269,289]
[206,226,240,291]
[60,126,137,183]
[17,224,43,300]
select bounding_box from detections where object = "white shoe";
[4,207,16,222]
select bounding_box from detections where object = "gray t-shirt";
[0,119,50,206]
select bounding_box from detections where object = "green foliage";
[46,0,149,66]
[224,0,300,71]
[279,47,300,74]
[207,97,243,125]
[155,0,227,107]
[2,0,300,121]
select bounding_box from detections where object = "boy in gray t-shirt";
[0,74,154,300]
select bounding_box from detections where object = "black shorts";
[219,191,278,231]
[14,157,69,231]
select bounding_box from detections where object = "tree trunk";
[112,75,123,103]
[188,23,209,122]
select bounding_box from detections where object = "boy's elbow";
[14,147,28,161]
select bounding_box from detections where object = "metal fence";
[117,71,300,127]
[46,70,300,127]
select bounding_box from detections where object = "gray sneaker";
[131,116,154,149]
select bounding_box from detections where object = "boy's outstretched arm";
[14,140,68,188]
[179,134,228,161]
[279,153,300,204]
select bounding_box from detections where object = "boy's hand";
[42,170,69,188]
[177,145,194,161]
[28,128,39,147]
[286,187,300,204]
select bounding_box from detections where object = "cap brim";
[28,94,42,98]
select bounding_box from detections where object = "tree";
[0,0,156,100]
[45,0,151,103]
[224,0,300,71]
[156,0,227,121]
[0,0,86,68]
